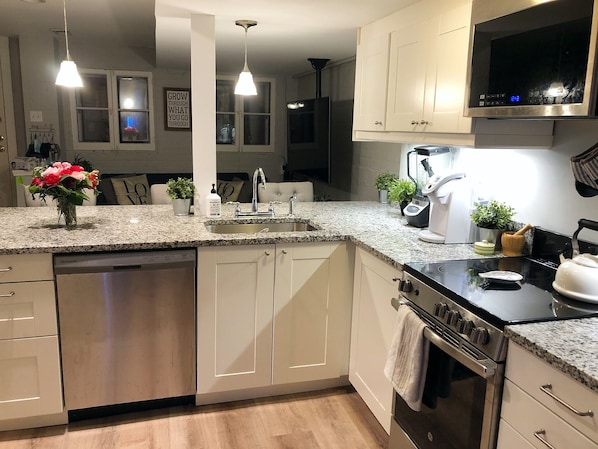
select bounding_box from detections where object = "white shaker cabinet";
[197,242,353,397]
[385,2,472,134]
[0,253,65,430]
[349,248,401,434]
[498,342,598,449]
[353,34,390,131]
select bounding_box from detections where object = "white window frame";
[69,69,155,151]
[216,75,275,153]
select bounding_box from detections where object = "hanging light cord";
[242,25,249,71]
[62,0,71,61]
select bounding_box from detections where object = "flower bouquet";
[28,161,100,229]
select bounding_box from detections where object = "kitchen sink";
[204,221,318,234]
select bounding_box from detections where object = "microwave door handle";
[391,297,497,379]
[423,327,496,379]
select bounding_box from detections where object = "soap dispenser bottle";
[206,184,221,218]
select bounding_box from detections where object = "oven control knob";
[399,279,413,293]
[444,310,460,326]
[456,319,474,336]
[471,327,490,345]
[433,302,448,318]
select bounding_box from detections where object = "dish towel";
[571,142,598,197]
[384,304,430,411]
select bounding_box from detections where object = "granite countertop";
[505,319,598,393]
[1,201,596,390]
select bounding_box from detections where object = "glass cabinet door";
[216,80,236,145]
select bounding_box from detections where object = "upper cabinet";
[353,0,554,148]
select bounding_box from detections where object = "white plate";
[552,281,598,304]
[479,270,523,283]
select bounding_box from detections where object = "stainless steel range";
[389,228,598,449]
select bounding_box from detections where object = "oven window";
[393,344,487,449]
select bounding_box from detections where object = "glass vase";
[57,198,77,230]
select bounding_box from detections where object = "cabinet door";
[349,248,401,433]
[197,245,275,394]
[0,336,63,420]
[423,3,473,133]
[385,22,430,131]
[272,242,353,385]
[353,34,390,131]
[0,253,53,283]
[497,419,536,449]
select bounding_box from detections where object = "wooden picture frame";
[164,87,191,131]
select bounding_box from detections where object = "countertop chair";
[258,181,314,203]
[150,184,171,204]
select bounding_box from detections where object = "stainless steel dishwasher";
[54,249,196,413]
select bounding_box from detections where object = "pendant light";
[55,0,83,87]
[234,20,258,96]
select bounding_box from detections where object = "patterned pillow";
[217,180,244,202]
[111,175,152,205]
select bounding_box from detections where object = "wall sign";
[164,88,191,130]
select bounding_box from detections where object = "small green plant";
[166,177,195,199]
[374,172,398,191]
[73,154,94,172]
[388,178,416,204]
[470,200,515,230]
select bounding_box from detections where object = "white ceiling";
[1,0,418,76]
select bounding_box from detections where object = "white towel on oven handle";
[384,304,430,412]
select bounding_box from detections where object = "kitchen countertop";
[1,201,596,391]
[505,319,598,393]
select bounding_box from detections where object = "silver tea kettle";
[552,218,598,304]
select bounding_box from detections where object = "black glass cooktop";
[404,256,598,327]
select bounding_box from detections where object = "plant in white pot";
[374,172,398,204]
[470,200,515,244]
[166,177,195,215]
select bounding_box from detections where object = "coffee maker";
[403,146,452,228]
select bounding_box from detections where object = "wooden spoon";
[514,223,532,236]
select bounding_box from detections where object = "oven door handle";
[423,327,496,379]
[392,297,497,379]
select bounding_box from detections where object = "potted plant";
[374,172,398,203]
[470,200,515,243]
[166,177,195,215]
[388,178,416,215]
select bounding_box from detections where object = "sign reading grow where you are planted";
[164,88,191,130]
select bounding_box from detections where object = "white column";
[190,14,216,216]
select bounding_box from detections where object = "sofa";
[96,172,252,205]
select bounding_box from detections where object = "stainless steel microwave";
[464,0,598,118]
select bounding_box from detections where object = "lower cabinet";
[497,342,598,448]
[197,242,354,396]
[349,247,401,433]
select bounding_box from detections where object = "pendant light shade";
[234,20,258,96]
[55,0,83,87]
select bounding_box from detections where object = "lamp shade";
[235,70,257,95]
[56,60,83,87]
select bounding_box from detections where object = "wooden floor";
[0,387,389,449]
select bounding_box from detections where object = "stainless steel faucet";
[252,167,266,212]
[289,193,297,217]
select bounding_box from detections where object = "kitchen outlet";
[30,111,43,122]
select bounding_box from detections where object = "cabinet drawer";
[0,281,57,339]
[506,342,597,441]
[0,254,53,283]
[502,379,596,449]
[0,336,63,420]
[497,418,535,449]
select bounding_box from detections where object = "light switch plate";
[30,111,43,122]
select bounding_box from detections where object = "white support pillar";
[190,14,216,216]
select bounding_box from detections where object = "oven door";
[389,302,504,449]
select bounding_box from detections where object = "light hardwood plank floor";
[0,387,389,449]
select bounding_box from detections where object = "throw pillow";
[111,175,153,205]
[217,180,244,202]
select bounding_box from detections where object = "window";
[70,69,155,151]
[216,76,275,152]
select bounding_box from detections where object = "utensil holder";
[501,231,525,256]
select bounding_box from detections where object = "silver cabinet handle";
[392,277,400,282]
[0,291,15,298]
[265,251,271,256]
[411,120,419,125]
[539,384,594,417]
[0,266,12,272]
[374,120,383,125]
[281,250,288,254]
[420,120,429,125]
[534,430,557,449]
